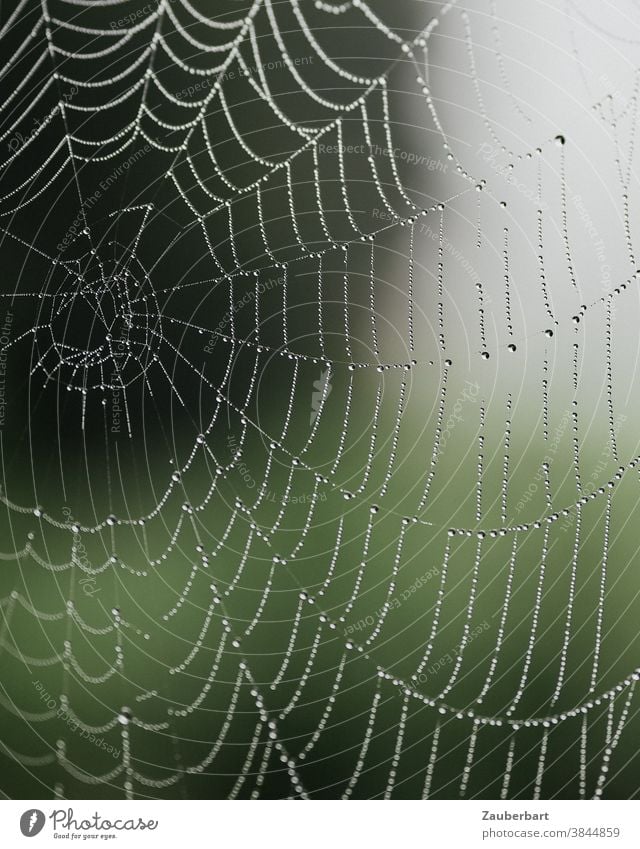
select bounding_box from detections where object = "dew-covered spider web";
[1,0,640,800]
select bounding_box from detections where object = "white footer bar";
[0,799,638,848]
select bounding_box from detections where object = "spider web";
[0,0,639,800]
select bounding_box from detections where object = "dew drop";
[118,706,133,725]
